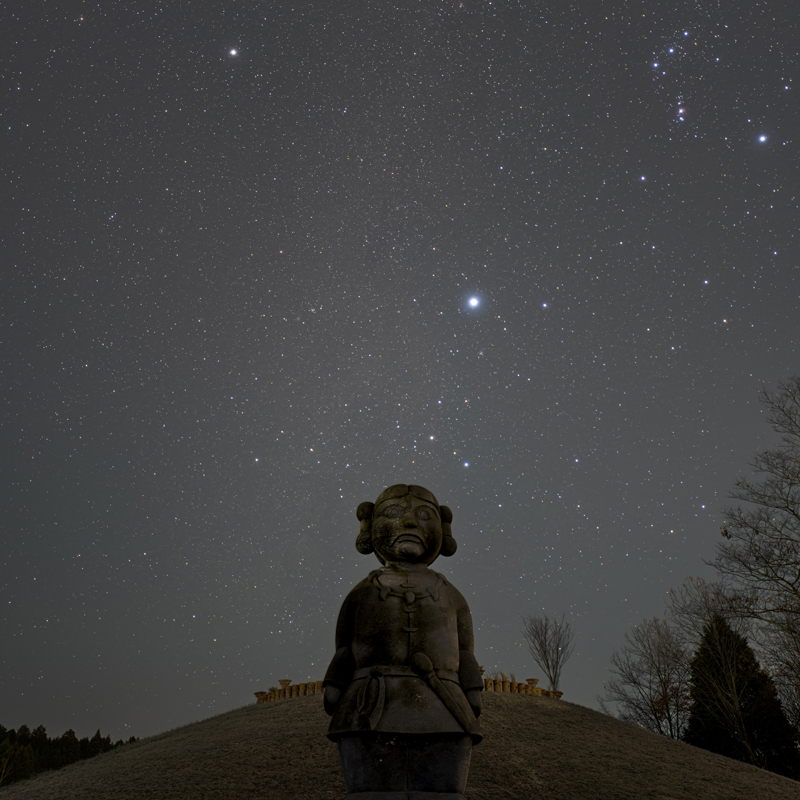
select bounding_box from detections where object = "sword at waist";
[353,663,461,729]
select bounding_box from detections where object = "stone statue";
[324,484,483,800]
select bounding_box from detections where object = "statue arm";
[456,599,483,717]
[322,588,359,714]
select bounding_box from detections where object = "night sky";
[3,0,799,741]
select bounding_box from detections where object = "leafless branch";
[601,617,690,739]
[521,613,575,691]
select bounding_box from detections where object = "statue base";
[337,733,471,799]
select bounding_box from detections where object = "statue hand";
[466,688,482,717]
[323,685,342,715]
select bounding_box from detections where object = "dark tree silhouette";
[0,739,34,786]
[59,729,81,767]
[15,725,31,748]
[684,615,799,778]
[0,722,124,786]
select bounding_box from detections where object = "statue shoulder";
[342,571,383,600]
[436,573,470,609]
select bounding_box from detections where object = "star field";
[2,0,799,739]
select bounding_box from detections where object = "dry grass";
[2,693,799,799]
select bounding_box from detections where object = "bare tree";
[756,606,800,732]
[694,378,800,730]
[521,613,575,691]
[666,577,752,643]
[601,617,691,739]
[713,376,800,630]
[665,578,794,764]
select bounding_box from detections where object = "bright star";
[230,49,238,56]
[468,297,479,308]
[759,135,767,142]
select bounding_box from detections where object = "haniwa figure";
[324,484,483,800]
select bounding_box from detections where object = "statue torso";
[349,567,462,672]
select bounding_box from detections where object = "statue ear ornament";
[439,504,457,556]
[355,501,375,554]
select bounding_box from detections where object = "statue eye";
[383,506,402,517]
[417,509,431,520]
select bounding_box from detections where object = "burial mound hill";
[2,693,798,799]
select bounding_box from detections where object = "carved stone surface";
[324,484,483,800]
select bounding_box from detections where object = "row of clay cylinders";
[256,679,325,703]
[484,678,539,694]
[483,677,564,699]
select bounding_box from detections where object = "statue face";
[371,494,443,566]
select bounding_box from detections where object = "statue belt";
[353,664,459,730]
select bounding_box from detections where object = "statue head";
[355,484,456,566]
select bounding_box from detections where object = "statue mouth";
[394,533,423,544]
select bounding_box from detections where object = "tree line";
[600,375,800,780]
[0,722,137,787]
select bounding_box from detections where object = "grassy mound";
[2,693,798,799]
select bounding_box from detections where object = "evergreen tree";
[59,729,81,766]
[15,725,31,748]
[30,725,47,751]
[0,739,15,786]
[17,745,35,781]
[0,722,119,784]
[684,615,800,778]
[0,740,35,786]
[88,729,111,758]
[30,725,53,773]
